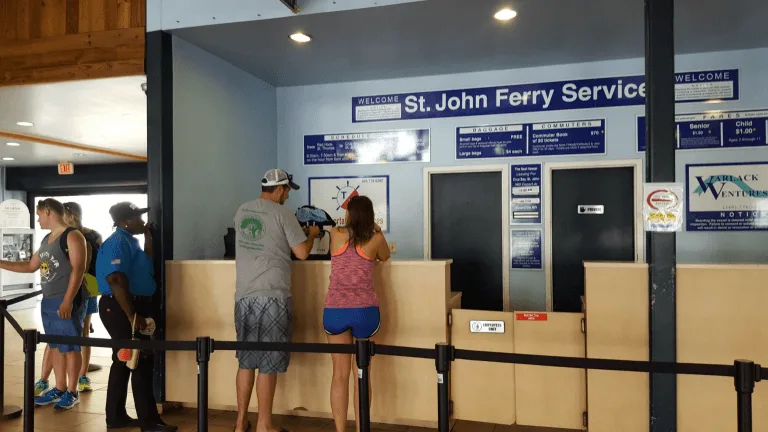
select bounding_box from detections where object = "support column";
[644,0,677,431]
[146,30,174,403]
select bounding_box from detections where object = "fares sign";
[638,110,768,152]
[686,162,768,231]
[304,129,430,165]
[353,69,738,122]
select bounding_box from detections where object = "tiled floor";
[1,303,575,432]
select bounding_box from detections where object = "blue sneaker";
[34,388,64,406]
[33,379,50,396]
[54,391,80,410]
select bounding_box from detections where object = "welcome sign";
[353,69,738,122]
[686,162,768,231]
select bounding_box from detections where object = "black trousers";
[99,295,162,426]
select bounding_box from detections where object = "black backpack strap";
[58,227,77,260]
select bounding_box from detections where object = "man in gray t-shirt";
[233,169,319,432]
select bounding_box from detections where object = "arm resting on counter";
[375,232,390,262]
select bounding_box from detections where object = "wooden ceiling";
[0,0,146,87]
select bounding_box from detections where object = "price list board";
[637,110,768,152]
[457,119,605,159]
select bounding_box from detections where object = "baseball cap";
[262,169,300,190]
[110,202,149,225]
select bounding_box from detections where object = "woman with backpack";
[33,202,102,396]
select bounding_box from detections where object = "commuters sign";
[638,109,768,152]
[304,129,430,165]
[456,119,605,159]
[685,162,768,231]
[511,164,541,224]
[352,69,738,122]
[308,176,390,232]
[511,229,542,270]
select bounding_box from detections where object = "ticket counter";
[165,259,457,427]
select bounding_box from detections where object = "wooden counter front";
[165,259,453,427]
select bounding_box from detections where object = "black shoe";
[141,423,178,432]
[107,417,141,429]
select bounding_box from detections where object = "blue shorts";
[40,296,86,353]
[85,296,98,315]
[323,306,381,339]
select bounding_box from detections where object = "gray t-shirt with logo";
[234,199,307,300]
[38,232,73,299]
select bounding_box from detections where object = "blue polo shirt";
[96,228,155,296]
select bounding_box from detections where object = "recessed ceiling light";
[3,157,15,161]
[16,121,33,127]
[6,142,20,147]
[494,8,517,21]
[290,33,312,43]
[74,153,85,157]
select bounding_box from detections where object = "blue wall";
[276,47,768,310]
[173,36,277,259]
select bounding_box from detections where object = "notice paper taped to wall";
[643,183,684,232]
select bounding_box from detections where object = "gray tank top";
[38,231,73,299]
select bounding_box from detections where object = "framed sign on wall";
[308,176,390,232]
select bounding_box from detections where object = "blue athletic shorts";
[40,296,86,353]
[85,296,98,315]
[323,306,381,339]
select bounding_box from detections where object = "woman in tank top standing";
[324,196,390,432]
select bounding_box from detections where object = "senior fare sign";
[686,162,768,231]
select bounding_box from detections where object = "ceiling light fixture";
[290,32,312,43]
[494,8,517,21]
[3,157,15,161]
[6,142,20,147]
[16,121,33,127]
[74,153,85,157]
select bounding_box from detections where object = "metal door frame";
[544,160,644,312]
[423,165,510,311]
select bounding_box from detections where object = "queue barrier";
[0,292,765,432]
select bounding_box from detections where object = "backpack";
[291,205,337,261]
[59,227,101,297]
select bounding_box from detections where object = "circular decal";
[646,189,679,211]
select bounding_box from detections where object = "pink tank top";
[325,232,378,309]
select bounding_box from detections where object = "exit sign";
[58,162,74,175]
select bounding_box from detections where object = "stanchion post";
[22,330,38,432]
[435,343,454,432]
[0,300,22,420]
[196,337,213,432]
[735,360,758,432]
[356,339,373,432]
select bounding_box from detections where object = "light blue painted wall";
[277,47,768,310]
[173,36,277,259]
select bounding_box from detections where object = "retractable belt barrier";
[0,294,763,432]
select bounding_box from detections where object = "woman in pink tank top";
[324,196,390,432]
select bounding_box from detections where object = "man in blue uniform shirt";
[96,202,176,432]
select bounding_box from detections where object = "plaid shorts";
[235,297,292,374]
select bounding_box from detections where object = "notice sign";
[308,176,390,231]
[643,183,684,232]
[353,69,738,122]
[516,313,548,321]
[511,164,541,224]
[511,229,542,270]
[470,320,505,334]
[637,110,768,152]
[686,162,768,231]
[456,119,605,159]
[304,129,430,165]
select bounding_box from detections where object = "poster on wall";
[304,129,430,165]
[511,164,541,224]
[308,176,390,232]
[0,200,30,228]
[456,119,605,159]
[637,110,768,152]
[643,183,684,232]
[686,162,768,231]
[511,229,542,270]
[352,69,738,122]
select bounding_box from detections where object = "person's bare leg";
[79,315,92,377]
[328,332,353,432]
[236,368,255,432]
[40,345,53,382]
[51,349,67,392]
[66,351,82,393]
[255,373,279,432]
